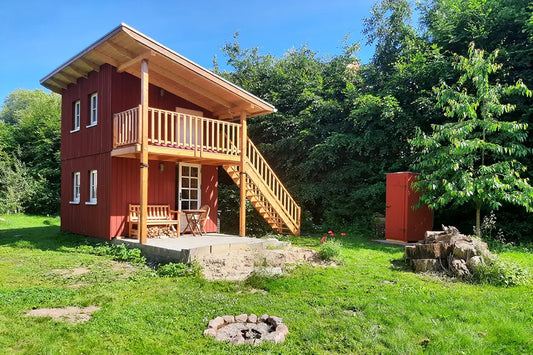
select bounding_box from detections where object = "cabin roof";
[40,23,275,119]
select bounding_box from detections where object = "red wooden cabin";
[41,24,300,242]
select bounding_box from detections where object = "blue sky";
[0,0,376,103]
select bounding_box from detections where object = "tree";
[0,152,39,216]
[0,89,61,214]
[411,43,533,236]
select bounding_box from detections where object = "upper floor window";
[70,172,80,204]
[72,100,80,132]
[88,92,98,126]
[86,170,97,204]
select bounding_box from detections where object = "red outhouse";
[385,172,433,242]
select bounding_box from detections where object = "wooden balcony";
[112,106,242,164]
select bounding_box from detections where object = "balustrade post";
[239,111,247,237]
[139,60,149,244]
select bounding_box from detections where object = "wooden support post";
[139,59,149,244]
[239,111,247,237]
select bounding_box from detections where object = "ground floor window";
[87,170,97,204]
[70,172,80,204]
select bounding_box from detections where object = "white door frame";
[177,162,202,211]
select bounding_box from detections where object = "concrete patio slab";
[112,234,272,263]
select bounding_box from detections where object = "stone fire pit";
[204,313,288,345]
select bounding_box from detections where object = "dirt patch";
[66,283,88,289]
[53,267,90,278]
[26,306,100,324]
[110,261,136,272]
[198,246,322,281]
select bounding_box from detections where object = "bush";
[76,243,146,266]
[472,256,530,287]
[156,261,203,278]
[319,238,343,262]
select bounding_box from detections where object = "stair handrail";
[246,139,300,230]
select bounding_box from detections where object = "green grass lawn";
[0,215,532,354]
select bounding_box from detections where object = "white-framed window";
[86,170,97,204]
[70,172,80,204]
[71,100,80,132]
[88,92,98,127]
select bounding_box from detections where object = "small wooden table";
[182,209,205,236]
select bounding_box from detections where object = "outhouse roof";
[40,23,276,119]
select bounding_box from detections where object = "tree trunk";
[475,203,481,238]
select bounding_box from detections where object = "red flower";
[328,230,333,235]
[321,236,327,243]
[341,232,346,236]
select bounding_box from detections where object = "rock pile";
[405,226,491,278]
[204,313,288,345]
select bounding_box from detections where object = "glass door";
[177,163,201,211]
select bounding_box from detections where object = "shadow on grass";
[287,233,404,255]
[0,222,105,252]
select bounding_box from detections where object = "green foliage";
[0,153,39,215]
[411,43,533,236]
[76,243,146,266]
[318,238,343,262]
[2,214,533,353]
[156,261,203,278]
[473,255,530,287]
[0,89,61,215]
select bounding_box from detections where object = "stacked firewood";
[147,226,177,238]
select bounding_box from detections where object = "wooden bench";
[128,204,180,238]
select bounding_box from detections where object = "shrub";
[472,256,530,287]
[76,243,146,266]
[156,261,203,278]
[319,238,343,262]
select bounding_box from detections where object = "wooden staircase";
[223,139,301,235]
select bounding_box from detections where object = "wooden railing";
[113,106,140,147]
[113,106,241,157]
[246,140,301,232]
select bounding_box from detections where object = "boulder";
[267,316,283,327]
[208,316,224,329]
[276,324,289,336]
[235,314,248,322]
[222,315,235,324]
[247,313,258,323]
[203,328,217,337]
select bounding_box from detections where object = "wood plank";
[122,26,275,115]
[92,49,120,67]
[47,77,68,89]
[149,61,234,109]
[139,59,149,244]
[146,71,221,113]
[68,65,89,78]
[56,71,79,84]
[117,50,154,73]
[78,57,100,72]
[239,111,247,237]
[105,39,138,59]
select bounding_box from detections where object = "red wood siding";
[111,70,211,118]
[61,152,111,238]
[201,165,218,233]
[109,158,176,237]
[61,65,114,160]
[61,63,220,239]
